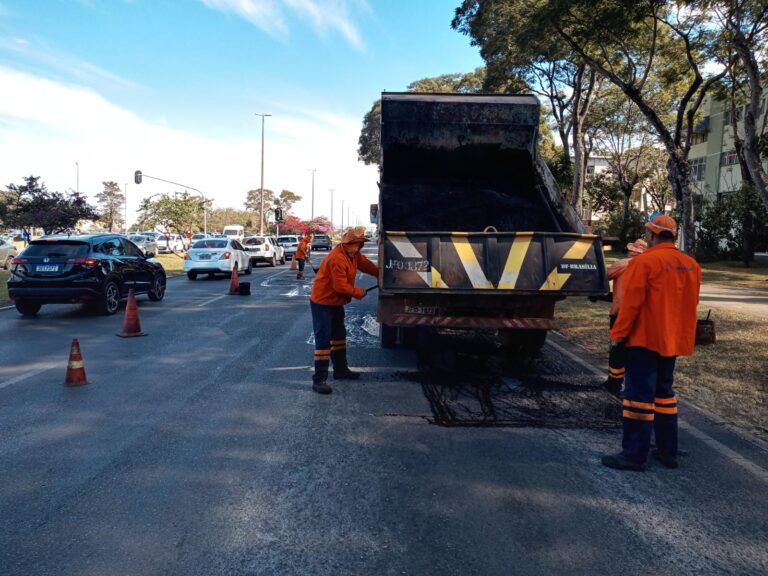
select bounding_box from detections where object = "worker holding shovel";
[308,229,379,395]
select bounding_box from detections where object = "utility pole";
[309,169,317,219]
[255,113,272,234]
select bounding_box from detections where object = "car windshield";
[315,235,329,240]
[193,239,227,249]
[243,237,265,246]
[23,241,89,259]
[129,236,146,242]
[277,237,297,244]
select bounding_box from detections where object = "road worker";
[309,229,379,394]
[603,238,647,395]
[602,214,701,471]
[295,233,312,280]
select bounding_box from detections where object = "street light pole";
[309,169,317,220]
[329,188,334,230]
[255,113,272,234]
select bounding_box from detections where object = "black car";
[311,234,332,251]
[8,234,166,316]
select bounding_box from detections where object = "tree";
[244,188,276,232]
[136,192,203,236]
[0,175,98,233]
[307,216,333,234]
[710,0,768,213]
[95,181,125,232]
[277,214,307,235]
[274,190,302,214]
[205,207,249,232]
[518,0,729,254]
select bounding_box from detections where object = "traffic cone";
[117,288,147,337]
[227,264,240,295]
[65,338,90,387]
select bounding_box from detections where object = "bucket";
[238,282,251,296]
[695,309,716,345]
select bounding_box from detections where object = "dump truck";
[376,92,608,356]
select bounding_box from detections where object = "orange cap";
[626,238,648,256]
[340,230,366,245]
[645,215,678,237]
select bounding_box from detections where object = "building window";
[720,150,738,166]
[691,132,708,145]
[690,157,706,181]
[586,165,595,174]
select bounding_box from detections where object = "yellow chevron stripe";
[452,237,493,289]
[540,269,571,291]
[563,238,594,260]
[431,266,449,288]
[498,235,532,289]
[540,238,595,291]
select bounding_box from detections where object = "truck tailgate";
[381,231,608,295]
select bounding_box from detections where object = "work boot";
[652,449,679,469]
[312,380,332,394]
[601,453,646,471]
[603,377,623,397]
[297,273,303,280]
[333,369,360,380]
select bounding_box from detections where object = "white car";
[242,235,285,267]
[277,235,303,257]
[157,234,185,254]
[127,234,158,256]
[184,237,251,280]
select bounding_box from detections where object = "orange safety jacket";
[610,243,702,357]
[310,244,379,306]
[296,238,310,260]
[606,258,630,316]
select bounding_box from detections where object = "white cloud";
[0,65,378,230]
[200,0,367,49]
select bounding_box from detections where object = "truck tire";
[380,324,397,348]
[416,326,457,372]
[501,329,547,356]
[399,327,418,349]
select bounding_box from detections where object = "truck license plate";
[35,265,59,272]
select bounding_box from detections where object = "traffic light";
[134,170,142,185]
[274,208,283,222]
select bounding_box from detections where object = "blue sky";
[0,0,483,228]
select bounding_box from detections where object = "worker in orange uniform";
[309,229,379,394]
[602,214,701,471]
[295,233,312,280]
[603,238,647,395]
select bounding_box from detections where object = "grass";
[0,270,8,307]
[555,297,768,437]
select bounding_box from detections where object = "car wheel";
[15,300,41,316]
[148,273,166,301]
[98,280,121,315]
[187,271,198,280]
[245,260,252,275]
[4,256,11,270]
[280,255,286,265]
[270,255,276,267]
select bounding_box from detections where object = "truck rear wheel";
[501,329,548,356]
[380,324,397,348]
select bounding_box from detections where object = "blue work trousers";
[622,347,678,463]
[310,301,347,382]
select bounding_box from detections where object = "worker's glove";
[353,287,366,300]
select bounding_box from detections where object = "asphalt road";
[1,246,767,576]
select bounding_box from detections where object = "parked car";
[157,234,185,254]
[0,237,19,269]
[184,237,251,280]
[127,234,158,256]
[277,235,302,257]
[7,234,166,316]
[242,235,285,267]
[311,234,332,251]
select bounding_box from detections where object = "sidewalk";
[699,283,768,319]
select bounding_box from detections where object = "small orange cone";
[227,264,240,295]
[117,288,147,337]
[65,338,90,387]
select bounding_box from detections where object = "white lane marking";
[197,294,228,307]
[546,339,768,484]
[679,421,768,483]
[0,363,58,390]
[260,268,292,287]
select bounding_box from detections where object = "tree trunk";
[666,155,696,254]
[571,128,586,217]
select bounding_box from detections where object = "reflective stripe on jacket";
[610,243,701,357]
[310,245,379,306]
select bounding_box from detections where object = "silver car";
[0,237,18,269]
[128,234,158,256]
